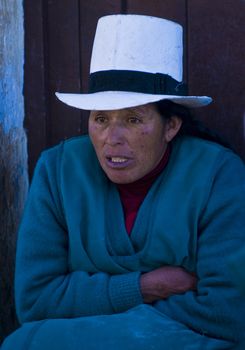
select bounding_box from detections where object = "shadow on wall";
[0,127,28,342]
[243,111,245,141]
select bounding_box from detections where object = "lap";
[1,305,232,350]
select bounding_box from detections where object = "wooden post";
[0,0,28,342]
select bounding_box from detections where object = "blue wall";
[0,0,28,341]
[0,0,24,132]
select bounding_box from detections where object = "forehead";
[90,103,159,117]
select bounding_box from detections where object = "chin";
[108,171,146,184]
[107,175,134,184]
[104,171,135,184]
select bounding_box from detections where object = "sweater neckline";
[105,139,181,259]
[116,146,171,234]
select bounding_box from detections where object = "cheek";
[131,129,152,154]
[140,125,153,136]
[136,132,165,161]
[89,125,101,143]
[131,131,148,153]
[88,124,98,134]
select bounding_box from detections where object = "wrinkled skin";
[140,266,197,303]
[89,103,181,184]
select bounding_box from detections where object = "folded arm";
[153,150,245,343]
[15,146,143,323]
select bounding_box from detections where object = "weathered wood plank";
[24,0,47,177]
[0,128,28,342]
[127,0,186,23]
[45,0,83,148]
[188,0,245,160]
[0,0,28,342]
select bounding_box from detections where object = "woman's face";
[89,103,178,184]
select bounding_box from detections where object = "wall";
[0,0,28,342]
[24,0,245,178]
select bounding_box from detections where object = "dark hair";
[155,100,232,149]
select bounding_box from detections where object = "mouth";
[105,155,133,169]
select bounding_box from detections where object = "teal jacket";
[2,136,245,349]
[230,246,245,295]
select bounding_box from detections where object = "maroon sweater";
[117,146,170,234]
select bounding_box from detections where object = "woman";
[2,14,245,350]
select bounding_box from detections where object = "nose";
[105,123,126,146]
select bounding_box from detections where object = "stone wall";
[0,0,28,342]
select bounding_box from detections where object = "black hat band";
[89,70,187,96]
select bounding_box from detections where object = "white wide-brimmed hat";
[56,14,212,110]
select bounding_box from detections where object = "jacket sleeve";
[15,145,143,324]
[154,150,245,344]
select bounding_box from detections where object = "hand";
[140,266,197,304]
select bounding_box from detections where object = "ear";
[164,116,182,142]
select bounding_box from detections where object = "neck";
[116,145,171,234]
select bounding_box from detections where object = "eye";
[95,115,107,124]
[128,116,142,124]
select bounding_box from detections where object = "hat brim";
[55,91,212,110]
